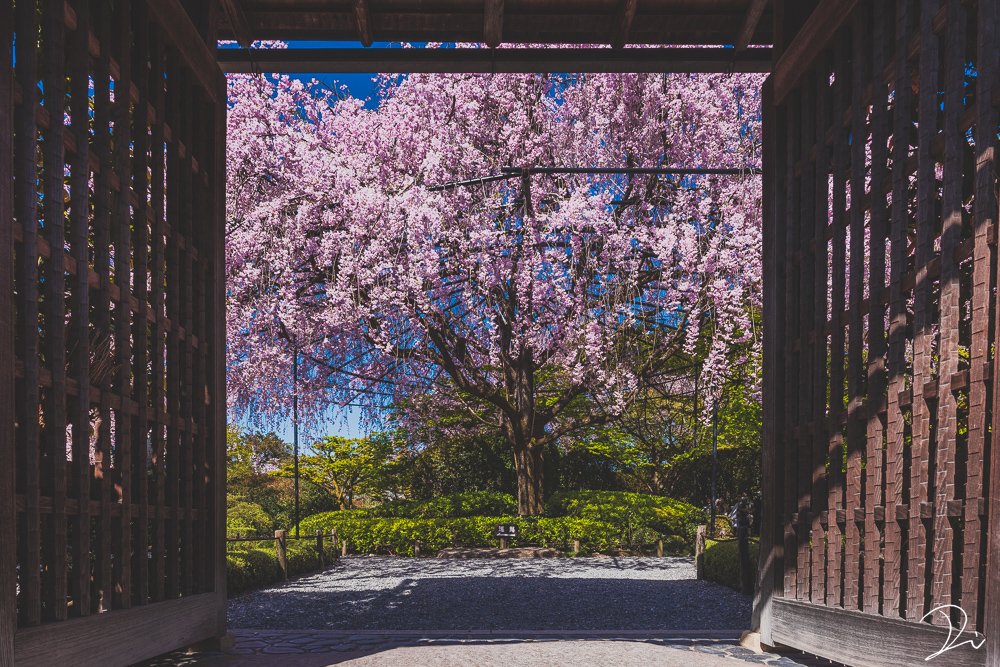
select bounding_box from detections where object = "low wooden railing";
[226,528,338,580]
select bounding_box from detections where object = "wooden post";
[0,0,15,658]
[656,539,664,558]
[572,538,581,555]
[752,74,784,644]
[499,536,509,550]
[341,538,348,557]
[316,530,324,568]
[275,530,288,580]
[695,525,707,579]
[414,540,421,557]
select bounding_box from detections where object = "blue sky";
[229,40,388,444]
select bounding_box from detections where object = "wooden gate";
[755,1,1000,666]
[0,1,228,664]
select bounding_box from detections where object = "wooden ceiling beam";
[773,0,856,102]
[611,0,638,48]
[484,0,504,48]
[353,0,373,47]
[735,0,768,50]
[218,46,772,74]
[218,0,252,48]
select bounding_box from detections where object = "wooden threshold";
[14,593,224,667]
[771,597,985,667]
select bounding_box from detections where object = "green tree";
[227,426,291,481]
[293,434,399,510]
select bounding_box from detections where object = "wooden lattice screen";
[756,1,1000,666]
[0,1,228,664]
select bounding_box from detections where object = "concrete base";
[739,630,763,654]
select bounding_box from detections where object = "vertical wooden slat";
[15,0,42,629]
[165,47,182,600]
[68,0,92,618]
[782,88,801,602]
[753,75,784,643]
[825,31,849,611]
[131,1,151,607]
[844,8,867,613]
[191,92,207,594]
[179,73,195,598]
[864,0,890,617]
[211,63,229,621]
[930,0,966,619]
[112,0,134,611]
[149,27,168,605]
[971,0,998,635]
[908,0,941,622]
[0,0,17,658]
[796,70,815,602]
[884,0,914,620]
[810,51,830,607]
[41,0,69,623]
[91,0,115,615]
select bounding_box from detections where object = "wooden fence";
[0,1,228,664]
[755,1,1000,666]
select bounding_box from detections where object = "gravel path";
[228,556,752,632]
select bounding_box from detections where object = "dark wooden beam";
[0,0,14,662]
[771,598,984,667]
[218,46,772,74]
[219,10,768,45]
[611,0,637,48]
[735,0,768,50]
[484,0,504,47]
[146,0,224,103]
[772,0,856,103]
[218,0,252,47]
[353,0,373,47]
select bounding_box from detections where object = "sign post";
[495,524,518,549]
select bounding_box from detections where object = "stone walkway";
[138,557,838,665]
[142,630,834,666]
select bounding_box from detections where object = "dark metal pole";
[293,349,300,539]
[710,401,718,538]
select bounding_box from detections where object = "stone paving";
[141,630,837,666]
[143,630,831,667]
[137,557,840,665]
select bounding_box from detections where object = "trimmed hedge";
[547,490,703,548]
[702,538,759,591]
[366,492,518,519]
[227,539,338,596]
[299,513,622,555]
[299,490,701,556]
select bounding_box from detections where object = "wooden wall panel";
[1,0,16,661]
[758,1,999,663]
[6,0,227,661]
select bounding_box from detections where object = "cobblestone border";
[141,630,839,666]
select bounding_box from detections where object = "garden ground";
[141,557,831,666]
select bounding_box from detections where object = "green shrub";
[702,538,758,591]
[226,499,273,535]
[364,492,517,519]
[298,513,621,555]
[546,490,701,549]
[297,490,699,555]
[227,538,337,596]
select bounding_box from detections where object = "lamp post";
[292,349,300,539]
[710,401,718,538]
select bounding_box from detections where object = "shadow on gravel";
[229,573,751,632]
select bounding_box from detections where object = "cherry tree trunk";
[513,443,545,516]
